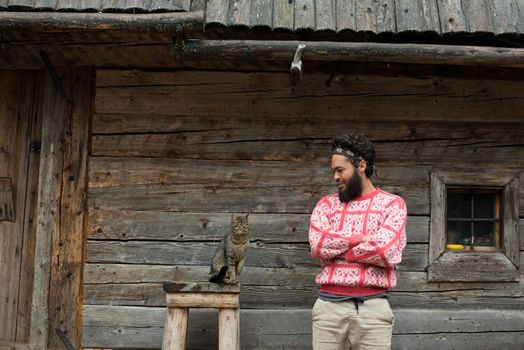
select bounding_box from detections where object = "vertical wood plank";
[16,71,44,344]
[375,0,395,32]
[174,0,192,12]
[55,0,102,12]
[162,308,188,350]
[0,70,34,343]
[250,0,273,27]
[336,0,357,32]
[488,0,523,34]
[228,0,252,26]
[273,0,294,29]
[294,0,315,30]
[48,68,93,349]
[395,0,441,32]
[429,171,446,264]
[355,0,395,32]
[462,0,493,33]
[190,0,206,11]
[315,0,336,31]
[29,68,68,349]
[437,0,469,33]
[504,175,520,267]
[0,178,14,222]
[206,0,230,24]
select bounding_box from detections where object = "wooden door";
[0,70,41,345]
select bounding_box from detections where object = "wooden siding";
[205,0,524,35]
[83,69,524,349]
[0,0,199,12]
[0,70,38,344]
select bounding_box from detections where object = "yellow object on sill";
[446,244,465,250]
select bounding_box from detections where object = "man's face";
[331,154,363,202]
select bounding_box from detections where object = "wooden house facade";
[0,1,523,349]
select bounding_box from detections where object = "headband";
[332,147,377,176]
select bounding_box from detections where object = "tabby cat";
[208,213,251,284]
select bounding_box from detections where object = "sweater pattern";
[309,188,407,295]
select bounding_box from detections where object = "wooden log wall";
[83,69,524,349]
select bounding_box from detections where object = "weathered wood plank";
[94,71,524,117]
[30,68,68,348]
[392,332,524,350]
[504,174,520,267]
[82,306,524,349]
[227,0,251,26]
[294,0,315,30]
[86,241,427,271]
[355,0,395,32]
[427,251,519,282]
[335,0,357,32]
[83,305,524,332]
[47,68,93,350]
[315,0,336,31]
[87,183,331,214]
[437,0,469,33]
[488,0,524,34]
[84,264,523,294]
[0,70,35,343]
[94,69,524,101]
[250,0,272,27]
[272,0,294,29]
[83,281,523,309]
[204,0,229,23]
[395,0,440,32]
[87,210,429,243]
[462,0,494,33]
[15,71,43,344]
[88,158,429,214]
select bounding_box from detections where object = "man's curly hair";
[332,134,376,178]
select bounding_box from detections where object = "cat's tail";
[208,266,228,283]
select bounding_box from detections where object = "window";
[446,188,501,251]
[427,171,519,282]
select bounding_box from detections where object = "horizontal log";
[0,11,203,33]
[94,78,524,125]
[83,281,524,309]
[87,210,429,243]
[82,306,524,349]
[88,158,429,214]
[83,306,524,332]
[180,40,524,68]
[86,241,427,271]
[427,251,520,282]
[84,265,524,296]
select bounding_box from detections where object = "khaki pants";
[312,298,395,350]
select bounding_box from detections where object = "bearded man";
[308,134,407,350]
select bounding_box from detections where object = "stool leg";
[218,308,239,350]
[162,307,189,350]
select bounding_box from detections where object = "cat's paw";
[224,278,238,285]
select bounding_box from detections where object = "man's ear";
[358,160,367,174]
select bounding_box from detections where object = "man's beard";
[338,171,363,202]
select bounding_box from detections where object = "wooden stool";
[162,282,241,350]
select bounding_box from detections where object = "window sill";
[427,251,519,282]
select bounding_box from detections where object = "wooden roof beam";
[0,10,204,33]
[181,39,524,68]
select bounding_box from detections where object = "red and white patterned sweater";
[308,188,407,296]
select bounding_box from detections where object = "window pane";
[473,193,495,218]
[447,221,471,245]
[447,193,471,218]
[473,221,495,246]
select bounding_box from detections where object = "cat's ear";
[231,213,236,221]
